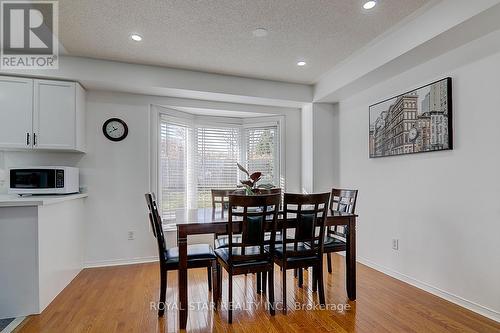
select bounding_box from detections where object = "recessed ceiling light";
[130,33,143,42]
[363,1,377,10]
[297,61,307,67]
[252,28,268,37]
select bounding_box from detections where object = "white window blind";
[196,126,241,208]
[159,114,280,221]
[244,126,278,186]
[159,120,193,220]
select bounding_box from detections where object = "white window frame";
[149,105,285,223]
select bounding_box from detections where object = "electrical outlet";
[128,231,135,240]
[392,239,399,250]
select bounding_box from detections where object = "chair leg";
[298,267,303,288]
[268,268,275,316]
[216,262,222,308]
[294,268,297,277]
[211,261,217,303]
[312,265,317,292]
[158,268,167,317]
[257,272,262,294]
[228,272,233,324]
[317,263,326,305]
[262,271,267,295]
[207,266,212,292]
[282,267,287,314]
[327,253,332,274]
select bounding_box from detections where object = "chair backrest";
[145,193,167,260]
[227,193,281,263]
[328,188,358,238]
[211,189,237,218]
[282,192,331,258]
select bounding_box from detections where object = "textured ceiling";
[59,0,432,84]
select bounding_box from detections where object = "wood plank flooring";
[15,254,499,332]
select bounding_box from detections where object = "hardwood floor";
[15,254,499,333]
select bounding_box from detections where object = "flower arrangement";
[237,162,274,195]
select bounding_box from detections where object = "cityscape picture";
[369,77,452,158]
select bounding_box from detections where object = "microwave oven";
[9,167,79,195]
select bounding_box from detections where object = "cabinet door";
[0,76,33,149]
[34,80,76,150]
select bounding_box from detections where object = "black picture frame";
[369,77,453,158]
[102,118,129,142]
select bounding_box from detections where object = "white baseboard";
[357,256,500,323]
[83,256,158,268]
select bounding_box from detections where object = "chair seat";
[323,236,346,249]
[215,247,272,268]
[266,243,318,262]
[164,243,216,265]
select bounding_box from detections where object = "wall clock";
[102,118,128,142]
[408,127,419,142]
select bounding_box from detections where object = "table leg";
[178,232,188,329]
[346,217,356,300]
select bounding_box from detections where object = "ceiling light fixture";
[130,33,143,42]
[363,1,377,10]
[252,28,268,37]
[297,61,307,67]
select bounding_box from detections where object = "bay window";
[158,112,282,221]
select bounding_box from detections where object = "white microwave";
[8,167,79,195]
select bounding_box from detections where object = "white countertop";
[0,193,88,207]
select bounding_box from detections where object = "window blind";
[159,115,280,221]
[196,126,241,208]
[244,126,278,186]
[159,120,192,220]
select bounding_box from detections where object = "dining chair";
[214,193,281,323]
[212,189,242,249]
[213,188,282,294]
[145,193,217,316]
[323,188,358,273]
[271,192,330,313]
[211,189,235,219]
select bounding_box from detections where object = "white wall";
[79,91,302,266]
[301,104,313,193]
[334,44,500,320]
[78,92,154,266]
[312,103,339,193]
[301,103,339,194]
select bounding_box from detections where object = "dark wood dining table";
[175,207,357,329]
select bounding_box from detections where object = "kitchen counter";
[0,193,86,318]
[0,193,88,207]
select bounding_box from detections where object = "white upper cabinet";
[34,80,76,150]
[0,76,33,149]
[0,76,86,152]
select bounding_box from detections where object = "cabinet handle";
[33,133,37,146]
[27,133,30,146]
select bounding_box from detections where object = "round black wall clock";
[102,118,128,141]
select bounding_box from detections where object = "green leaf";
[257,183,275,189]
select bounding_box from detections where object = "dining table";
[175,207,358,330]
